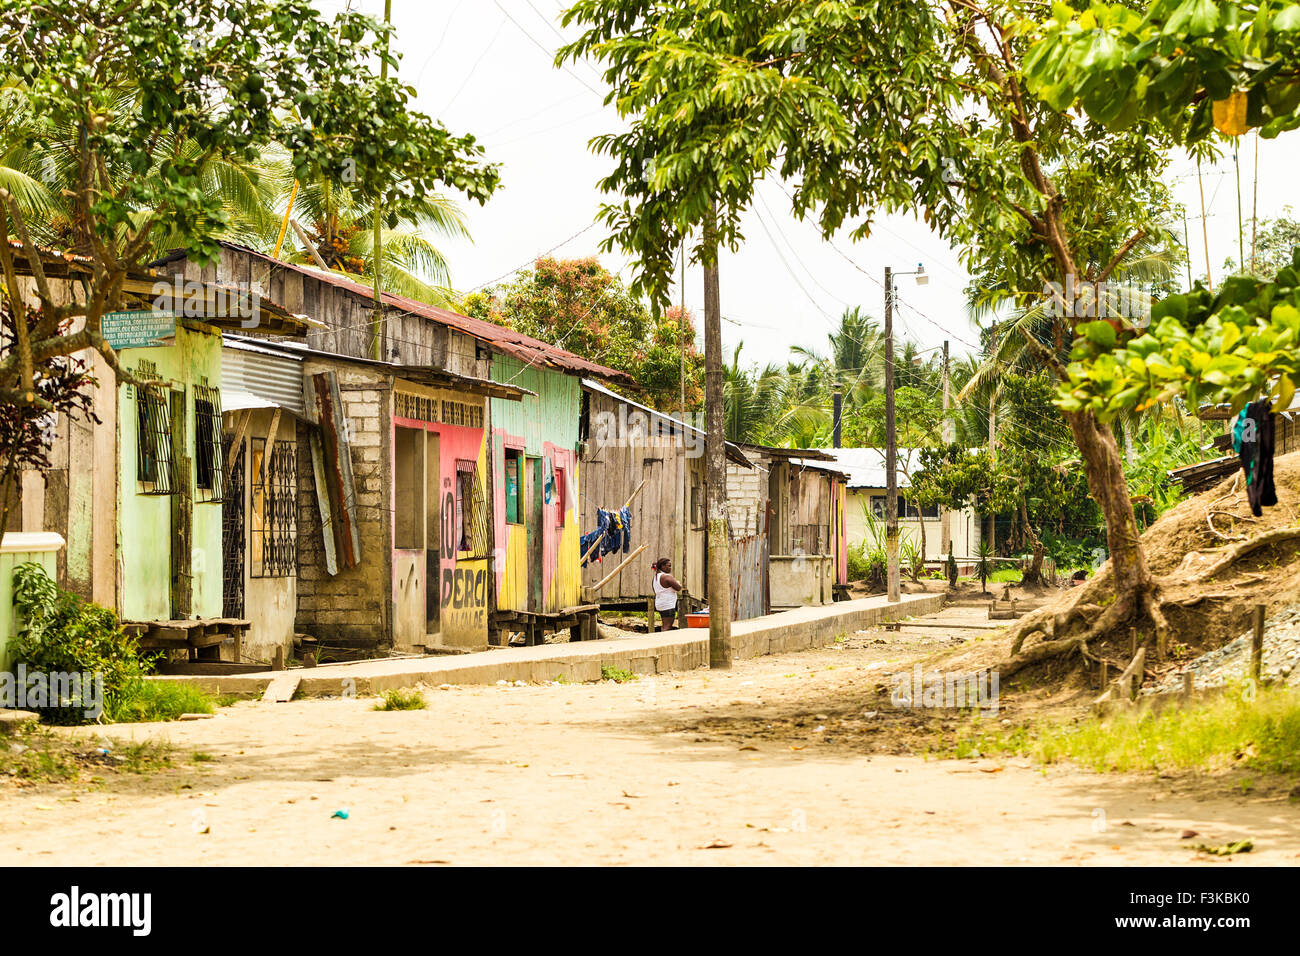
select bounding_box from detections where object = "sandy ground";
[3,611,1298,866]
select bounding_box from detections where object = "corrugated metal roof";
[154,242,634,386]
[813,448,937,489]
[222,339,306,417]
[224,333,533,401]
[581,378,753,467]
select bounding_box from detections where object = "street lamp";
[883,263,926,603]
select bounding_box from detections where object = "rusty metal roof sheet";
[153,242,634,386]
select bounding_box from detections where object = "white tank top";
[653,572,677,611]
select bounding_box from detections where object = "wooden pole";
[581,479,647,567]
[1234,145,1244,270]
[371,0,392,360]
[885,266,899,603]
[940,340,951,558]
[1251,130,1259,273]
[703,210,732,666]
[678,239,688,612]
[1251,603,1265,685]
[589,543,649,592]
[1197,159,1213,291]
[272,180,299,259]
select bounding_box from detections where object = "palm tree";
[263,153,471,307]
[790,306,886,406]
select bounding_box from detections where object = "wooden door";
[527,457,543,611]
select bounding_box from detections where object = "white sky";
[319,1,1300,369]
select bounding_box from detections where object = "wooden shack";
[578,380,753,616]
[732,444,848,608]
[5,246,307,667]
[153,241,625,652]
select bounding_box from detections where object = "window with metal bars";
[455,459,489,557]
[135,382,177,495]
[194,381,224,502]
[249,437,297,578]
[222,437,246,616]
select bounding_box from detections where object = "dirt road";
[3,628,1297,866]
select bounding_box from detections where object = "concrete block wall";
[295,376,392,646]
[726,462,763,536]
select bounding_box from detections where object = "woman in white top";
[651,557,683,630]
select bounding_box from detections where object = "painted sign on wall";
[103,311,175,349]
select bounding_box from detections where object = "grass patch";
[988,567,1023,583]
[944,685,1300,774]
[191,751,215,763]
[214,694,243,708]
[600,664,638,683]
[106,679,215,724]
[372,688,427,711]
[0,727,174,784]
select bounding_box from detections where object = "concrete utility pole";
[940,339,951,558]
[832,390,842,448]
[703,212,731,667]
[884,266,899,603]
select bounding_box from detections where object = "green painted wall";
[0,538,62,672]
[117,324,223,621]
[489,357,580,453]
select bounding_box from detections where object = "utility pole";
[884,266,899,603]
[370,0,392,360]
[1252,130,1260,274]
[1197,159,1213,292]
[1235,146,1245,271]
[678,240,689,628]
[703,212,731,667]
[832,391,842,448]
[987,321,996,558]
[940,339,951,559]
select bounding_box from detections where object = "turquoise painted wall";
[117,324,223,621]
[489,357,580,454]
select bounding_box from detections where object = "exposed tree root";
[1188,527,1300,582]
[995,524,1300,683]
[999,596,1132,680]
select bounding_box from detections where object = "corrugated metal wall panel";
[222,347,305,416]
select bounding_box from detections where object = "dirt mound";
[937,451,1300,691]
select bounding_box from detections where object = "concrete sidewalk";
[164,591,944,698]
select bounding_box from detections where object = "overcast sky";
[319,1,1300,369]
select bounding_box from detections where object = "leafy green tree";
[463,256,703,411]
[559,0,1177,665]
[0,0,499,414]
[1224,207,1300,280]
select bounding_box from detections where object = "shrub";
[9,562,153,724]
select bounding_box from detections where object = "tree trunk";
[703,216,731,669]
[1019,498,1045,587]
[1064,409,1153,625]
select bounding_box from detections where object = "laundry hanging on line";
[1233,398,1279,517]
[580,506,634,566]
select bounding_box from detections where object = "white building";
[817,447,980,562]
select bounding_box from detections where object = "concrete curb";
[157,592,944,699]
